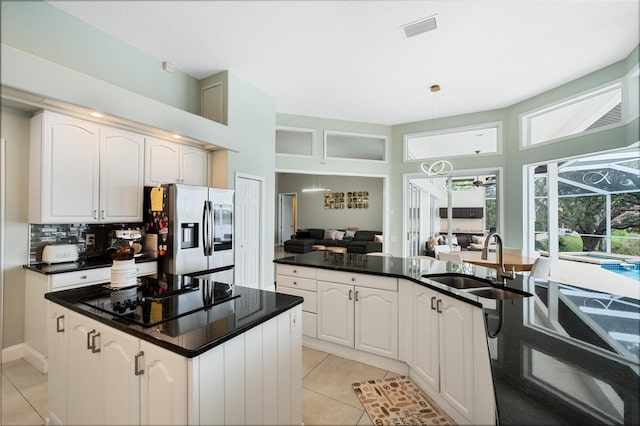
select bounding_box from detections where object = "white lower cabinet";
[48,304,302,426]
[276,265,318,338]
[25,263,157,375]
[65,310,157,425]
[139,340,188,425]
[399,279,495,425]
[317,273,398,359]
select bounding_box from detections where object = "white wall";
[0,107,31,348]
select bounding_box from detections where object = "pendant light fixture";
[420,84,453,177]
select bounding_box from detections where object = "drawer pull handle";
[431,296,436,310]
[56,315,65,332]
[351,277,356,282]
[80,275,88,279]
[134,351,144,376]
[87,329,96,350]
[293,281,297,285]
[293,269,297,273]
[91,332,101,353]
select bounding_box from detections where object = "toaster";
[42,244,79,264]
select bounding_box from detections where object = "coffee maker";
[108,229,144,258]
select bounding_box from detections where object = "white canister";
[111,259,137,288]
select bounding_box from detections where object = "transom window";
[404,122,501,161]
[276,127,314,157]
[324,130,386,161]
[521,83,623,147]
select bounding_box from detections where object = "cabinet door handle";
[101,209,105,219]
[91,332,101,353]
[87,329,96,350]
[349,289,353,301]
[93,210,98,220]
[436,299,442,314]
[431,296,436,310]
[56,315,65,332]
[355,290,359,302]
[134,351,144,376]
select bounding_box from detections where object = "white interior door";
[278,193,296,245]
[235,174,262,288]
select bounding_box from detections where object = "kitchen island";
[44,273,303,425]
[274,251,640,425]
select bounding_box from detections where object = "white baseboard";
[1,343,48,374]
[1,343,25,364]
[302,336,409,374]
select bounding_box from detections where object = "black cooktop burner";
[79,274,239,327]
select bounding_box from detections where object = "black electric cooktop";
[79,274,239,328]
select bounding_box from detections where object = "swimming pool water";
[602,264,640,281]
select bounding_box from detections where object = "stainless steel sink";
[465,287,530,299]
[425,275,492,289]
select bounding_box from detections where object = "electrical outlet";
[290,310,299,333]
[86,233,95,246]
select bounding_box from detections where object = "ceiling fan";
[472,176,496,187]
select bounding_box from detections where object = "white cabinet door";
[317,281,354,347]
[140,340,188,426]
[101,325,141,425]
[144,137,180,185]
[409,284,476,423]
[47,305,67,426]
[66,311,103,425]
[180,144,208,186]
[100,127,144,222]
[144,137,209,186]
[412,286,440,390]
[30,111,100,223]
[438,293,475,420]
[355,286,398,359]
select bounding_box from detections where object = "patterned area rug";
[352,376,455,425]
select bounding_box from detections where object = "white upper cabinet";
[29,111,144,224]
[144,137,209,186]
[100,126,144,222]
[30,111,100,223]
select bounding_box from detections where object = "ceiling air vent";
[400,15,438,39]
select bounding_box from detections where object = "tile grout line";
[2,371,46,424]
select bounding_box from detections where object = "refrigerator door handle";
[202,201,210,256]
[206,200,214,256]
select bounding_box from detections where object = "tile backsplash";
[29,223,144,264]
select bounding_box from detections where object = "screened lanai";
[533,144,640,258]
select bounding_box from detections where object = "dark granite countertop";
[274,251,640,425]
[45,274,303,358]
[24,255,157,274]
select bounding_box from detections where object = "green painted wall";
[1,0,201,114]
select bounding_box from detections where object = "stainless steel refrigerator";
[144,184,234,283]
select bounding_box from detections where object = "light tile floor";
[1,359,47,425]
[1,347,404,426]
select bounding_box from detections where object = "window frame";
[275,126,316,158]
[520,80,624,150]
[323,130,388,163]
[402,121,503,163]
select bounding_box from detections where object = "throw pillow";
[324,229,337,240]
[335,230,345,240]
[345,230,356,239]
[472,235,485,245]
[374,234,383,243]
[346,226,359,232]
